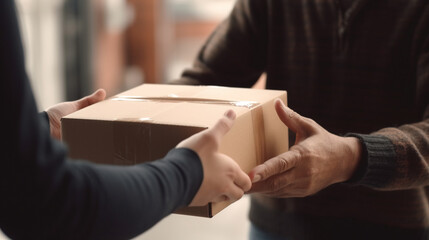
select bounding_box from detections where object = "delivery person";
[0,0,251,239]
[174,0,429,239]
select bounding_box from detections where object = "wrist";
[341,137,363,182]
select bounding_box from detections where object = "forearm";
[3,128,202,240]
[68,149,202,239]
[89,149,202,239]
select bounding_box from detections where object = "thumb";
[249,150,299,183]
[75,89,106,109]
[274,99,310,135]
[207,110,236,143]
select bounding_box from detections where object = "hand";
[177,110,252,206]
[46,89,106,140]
[248,99,362,198]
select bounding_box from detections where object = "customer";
[0,0,251,239]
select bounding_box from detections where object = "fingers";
[211,154,250,203]
[90,89,106,103]
[207,110,236,143]
[226,185,245,202]
[249,170,294,194]
[212,185,244,203]
[233,165,252,192]
[249,150,300,183]
[76,89,106,109]
[274,99,302,133]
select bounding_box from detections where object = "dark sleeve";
[344,7,429,190]
[345,116,429,190]
[0,1,203,239]
[171,0,268,87]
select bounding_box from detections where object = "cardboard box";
[61,84,288,217]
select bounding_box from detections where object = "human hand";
[177,110,252,206]
[46,89,106,140]
[248,99,362,198]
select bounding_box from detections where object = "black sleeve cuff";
[343,133,397,189]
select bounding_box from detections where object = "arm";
[172,0,267,87]
[348,32,429,189]
[348,107,429,189]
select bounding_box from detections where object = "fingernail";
[224,110,235,120]
[279,100,287,110]
[252,174,261,183]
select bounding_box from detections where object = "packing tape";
[250,107,266,165]
[111,96,260,109]
[113,120,153,165]
[111,95,266,167]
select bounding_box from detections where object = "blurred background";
[1,0,255,239]
[14,0,242,110]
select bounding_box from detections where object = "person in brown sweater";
[173,0,429,239]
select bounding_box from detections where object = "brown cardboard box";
[61,84,288,217]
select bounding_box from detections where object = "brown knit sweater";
[174,0,429,238]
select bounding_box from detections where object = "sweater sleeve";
[171,0,267,87]
[346,115,429,190]
[0,1,203,239]
[346,26,429,190]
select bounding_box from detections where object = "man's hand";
[248,99,362,198]
[177,110,252,206]
[46,89,106,140]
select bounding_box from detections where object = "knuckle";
[233,190,244,200]
[293,111,301,120]
[293,145,309,160]
[303,116,316,125]
[277,156,290,172]
[261,163,273,179]
[244,182,252,192]
[201,132,217,146]
[218,184,229,196]
[299,116,318,132]
[216,118,230,132]
[219,117,230,127]
[305,167,317,177]
[230,162,242,175]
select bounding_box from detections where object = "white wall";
[16,0,65,111]
[0,1,65,238]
